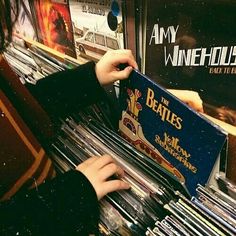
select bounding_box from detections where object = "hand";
[95,49,138,85]
[168,89,204,113]
[76,155,130,200]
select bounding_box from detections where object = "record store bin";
[1,0,236,235]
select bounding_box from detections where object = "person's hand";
[168,89,204,113]
[95,49,138,85]
[76,155,130,200]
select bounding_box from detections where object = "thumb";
[113,66,133,81]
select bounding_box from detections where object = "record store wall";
[1,0,236,235]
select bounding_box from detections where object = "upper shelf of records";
[13,0,126,63]
[4,36,82,86]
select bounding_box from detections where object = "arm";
[0,155,130,235]
[0,50,135,234]
[26,49,138,119]
[0,170,100,235]
[26,61,105,119]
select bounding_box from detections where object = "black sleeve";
[26,61,106,119]
[0,170,100,236]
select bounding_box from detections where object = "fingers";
[110,49,138,69]
[80,156,98,165]
[91,154,115,169]
[189,102,204,113]
[167,89,204,113]
[102,179,130,195]
[99,162,125,180]
[76,154,130,200]
[88,155,124,179]
[93,155,130,196]
[95,49,138,85]
[76,156,99,171]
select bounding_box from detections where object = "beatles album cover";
[69,0,124,61]
[119,70,227,196]
[30,0,76,58]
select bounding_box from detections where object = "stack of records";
[49,108,236,235]
[147,184,236,236]
[5,38,236,236]
[50,110,191,235]
[3,42,79,85]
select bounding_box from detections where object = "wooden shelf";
[22,36,88,66]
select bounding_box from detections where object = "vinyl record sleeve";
[175,201,220,236]
[119,69,227,195]
[208,184,236,212]
[164,202,203,236]
[144,0,236,115]
[30,0,76,58]
[164,215,194,236]
[69,0,125,61]
[12,0,38,41]
[192,197,236,235]
[177,192,234,236]
[160,219,182,236]
[177,198,226,236]
[196,185,236,219]
[196,192,236,230]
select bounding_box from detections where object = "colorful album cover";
[31,0,76,58]
[119,70,227,195]
[69,0,124,61]
[11,0,37,41]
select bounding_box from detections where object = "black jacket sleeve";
[0,170,99,236]
[0,62,104,235]
[26,61,106,119]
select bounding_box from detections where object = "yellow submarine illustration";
[119,88,185,183]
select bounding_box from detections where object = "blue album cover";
[119,70,227,196]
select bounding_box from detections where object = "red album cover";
[31,0,76,58]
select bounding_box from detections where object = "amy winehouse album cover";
[119,70,227,196]
[30,0,76,58]
[144,0,236,127]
